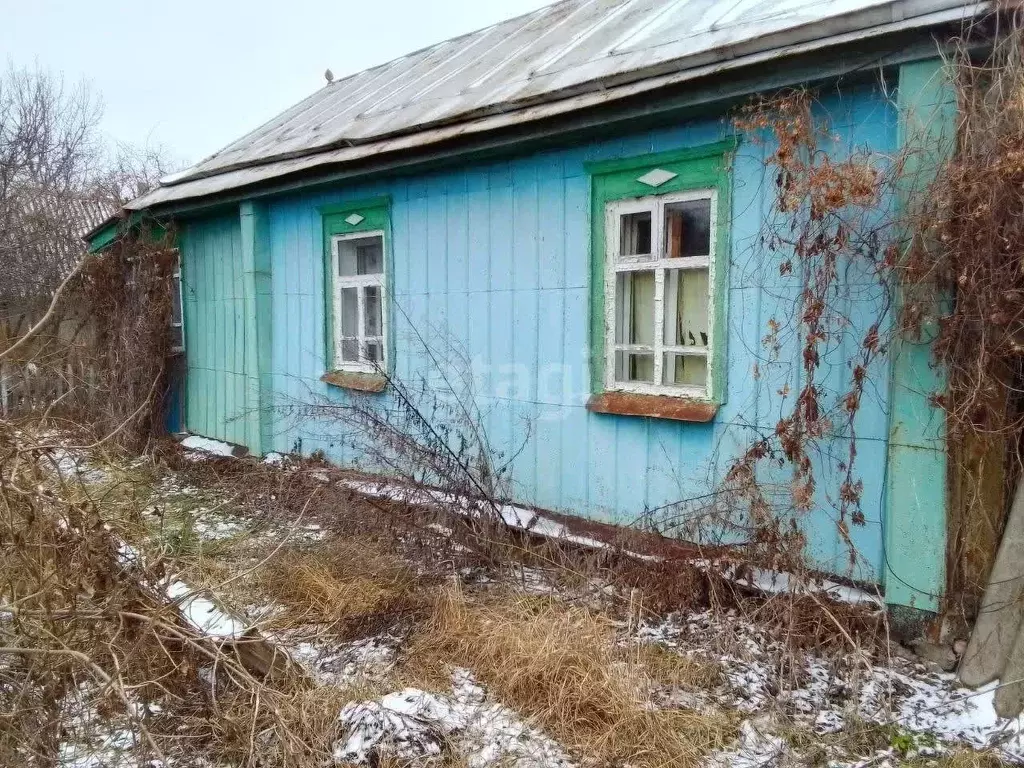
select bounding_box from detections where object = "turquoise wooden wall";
[179,214,251,447]
[180,77,908,588]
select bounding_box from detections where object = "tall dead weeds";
[408,585,733,768]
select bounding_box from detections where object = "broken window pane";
[337,235,384,276]
[618,211,651,258]
[664,199,711,258]
[662,353,707,387]
[615,271,654,345]
[663,268,709,348]
[615,351,654,383]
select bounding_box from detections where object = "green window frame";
[587,140,735,405]
[320,196,393,376]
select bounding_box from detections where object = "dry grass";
[206,682,357,768]
[255,538,424,636]
[406,585,733,768]
[634,641,722,690]
[934,750,1011,768]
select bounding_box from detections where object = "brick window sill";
[586,392,718,422]
[321,371,387,393]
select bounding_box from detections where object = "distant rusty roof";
[132,0,981,210]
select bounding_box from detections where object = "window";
[588,141,733,416]
[170,250,184,355]
[321,198,392,386]
[605,189,718,398]
[331,231,387,372]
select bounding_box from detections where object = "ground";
[7,432,1024,768]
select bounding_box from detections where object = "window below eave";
[330,230,387,374]
[604,188,719,400]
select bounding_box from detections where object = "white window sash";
[331,230,388,373]
[604,189,717,397]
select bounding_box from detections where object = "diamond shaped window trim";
[636,168,678,188]
[344,213,365,226]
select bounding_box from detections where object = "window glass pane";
[663,268,709,348]
[664,199,711,258]
[618,211,651,258]
[340,287,358,336]
[662,353,707,388]
[615,271,654,345]
[341,339,359,362]
[337,235,384,276]
[615,351,654,383]
[170,274,182,325]
[364,285,382,337]
[339,287,359,363]
[364,340,383,363]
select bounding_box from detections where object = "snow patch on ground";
[46,447,110,485]
[640,611,1024,760]
[165,580,246,639]
[181,435,236,458]
[284,633,399,687]
[708,720,789,768]
[335,668,574,767]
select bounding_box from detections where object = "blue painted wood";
[177,79,908,586]
[179,213,248,447]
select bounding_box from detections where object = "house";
[88,0,979,620]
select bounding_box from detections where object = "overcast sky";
[3,0,551,169]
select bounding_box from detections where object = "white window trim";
[604,188,718,399]
[331,229,388,374]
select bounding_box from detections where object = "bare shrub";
[75,233,177,448]
[0,420,364,767]
[280,326,532,549]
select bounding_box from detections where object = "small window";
[605,190,716,397]
[170,250,184,355]
[331,231,387,372]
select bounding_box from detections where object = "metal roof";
[131,0,981,211]
[13,187,117,243]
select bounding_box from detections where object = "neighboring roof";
[131,0,981,211]
[12,188,117,254]
[15,189,116,238]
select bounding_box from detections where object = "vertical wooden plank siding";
[883,59,957,613]
[241,201,273,455]
[179,211,249,447]
[180,79,911,590]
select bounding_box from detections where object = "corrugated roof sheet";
[13,188,117,242]
[133,0,980,210]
